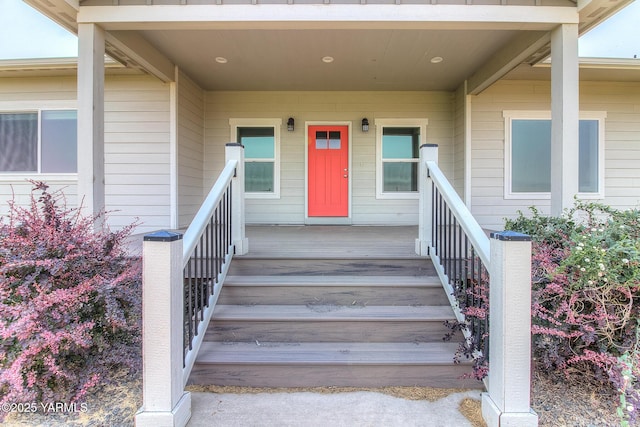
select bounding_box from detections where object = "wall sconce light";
[287,117,295,132]
[361,118,369,132]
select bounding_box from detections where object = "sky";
[0,0,638,60]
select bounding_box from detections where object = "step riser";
[217,286,450,306]
[228,259,435,277]
[206,321,458,343]
[189,364,480,389]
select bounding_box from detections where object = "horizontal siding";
[0,178,78,218]
[0,77,78,219]
[205,91,455,225]
[0,75,171,233]
[453,85,465,200]
[104,76,171,233]
[177,70,205,228]
[471,80,640,231]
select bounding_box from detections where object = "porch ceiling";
[138,28,519,91]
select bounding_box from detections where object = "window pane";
[383,162,418,192]
[245,162,274,192]
[329,131,341,149]
[315,131,328,149]
[238,127,274,159]
[41,110,77,173]
[579,120,599,193]
[0,112,37,172]
[512,120,551,193]
[382,128,419,159]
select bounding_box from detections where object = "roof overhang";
[20,0,637,92]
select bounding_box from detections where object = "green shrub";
[506,200,640,425]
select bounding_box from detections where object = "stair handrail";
[417,144,537,426]
[419,147,492,377]
[181,158,237,385]
[426,159,490,266]
[182,159,237,267]
[136,144,246,427]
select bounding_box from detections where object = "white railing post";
[225,143,248,255]
[416,144,438,256]
[482,231,538,427]
[135,231,191,427]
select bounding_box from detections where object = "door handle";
[343,168,348,178]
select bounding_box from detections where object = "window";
[504,111,606,199]
[230,118,281,199]
[315,131,342,150]
[0,110,77,173]
[375,119,428,199]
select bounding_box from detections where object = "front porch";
[136,145,537,427]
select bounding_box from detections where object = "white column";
[135,231,191,427]
[225,143,248,255]
[482,231,538,427]
[77,23,106,224]
[550,23,580,216]
[416,144,438,256]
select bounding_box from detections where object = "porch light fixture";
[215,57,228,64]
[287,117,295,132]
[430,56,443,64]
[361,118,369,132]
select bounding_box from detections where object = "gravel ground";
[531,370,622,427]
[2,368,142,427]
[2,368,626,426]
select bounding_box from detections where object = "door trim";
[305,121,352,225]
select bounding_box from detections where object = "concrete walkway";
[186,389,483,427]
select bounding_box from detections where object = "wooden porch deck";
[126,225,422,259]
[243,225,422,259]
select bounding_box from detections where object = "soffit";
[139,28,519,91]
[506,61,640,82]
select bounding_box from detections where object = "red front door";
[308,125,349,217]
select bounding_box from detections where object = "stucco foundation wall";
[470,79,640,231]
[204,91,455,225]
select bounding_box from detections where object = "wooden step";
[218,275,450,306]
[206,304,457,343]
[228,258,436,277]
[189,254,475,390]
[190,341,481,388]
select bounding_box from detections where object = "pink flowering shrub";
[0,182,141,419]
[506,201,640,425]
[444,269,490,381]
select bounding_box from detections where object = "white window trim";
[229,118,282,199]
[503,110,606,200]
[0,101,78,178]
[375,118,429,200]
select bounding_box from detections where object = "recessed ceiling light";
[430,56,444,64]
[322,56,334,63]
[215,57,228,64]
